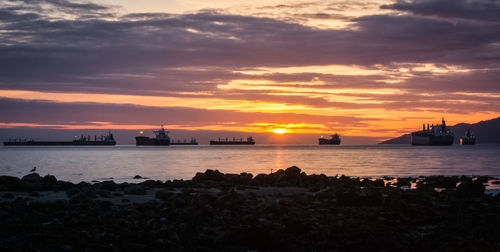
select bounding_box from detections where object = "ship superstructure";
[318,134,341,145]
[411,118,454,145]
[460,129,476,145]
[135,125,171,146]
[171,138,198,145]
[3,133,116,146]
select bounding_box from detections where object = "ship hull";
[209,141,254,145]
[460,138,476,145]
[3,141,116,146]
[170,142,198,145]
[135,136,170,146]
[411,134,454,145]
[318,139,341,145]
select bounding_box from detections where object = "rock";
[155,190,173,200]
[94,181,118,191]
[133,175,143,179]
[123,185,147,195]
[284,166,301,177]
[21,173,44,191]
[139,180,163,188]
[192,169,226,183]
[457,181,485,197]
[2,193,14,199]
[396,178,411,187]
[0,176,22,191]
[21,173,43,183]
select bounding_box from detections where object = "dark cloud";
[382,0,500,22]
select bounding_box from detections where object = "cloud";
[0,0,499,140]
[381,0,500,22]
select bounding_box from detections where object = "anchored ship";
[318,134,341,145]
[135,126,170,146]
[460,129,476,145]
[3,133,116,146]
[210,137,255,145]
[170,138,198,145]
[411,118,454,145]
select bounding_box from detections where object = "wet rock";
[457,181,485,197]
[2,193,14,199]
[139,180,163,188]
[0,176,22,191]
[459,176,473,183]
[396,178,411,187]
[133,175,143,179]
[94,181,118,191]
[123,185,147,195]
[475,176,492,184]
[156,190,173,200]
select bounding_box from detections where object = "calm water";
[0,144,499,183]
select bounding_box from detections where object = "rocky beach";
[1,166,500,251]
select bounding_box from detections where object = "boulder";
[123,185,147,195]
[456,181,485,197]
[192,169,226,183]
[21,173,43,183]
[21,173,44,191]
[93,181,118,191]
[284,166,301,177]
[0,176,22,191]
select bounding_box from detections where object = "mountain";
[379,117,500,144]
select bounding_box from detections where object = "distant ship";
[460,129,476,145]
[135,126,170,146]
[319,134,341,145]
[210,137,255,145]
[170,138,198,145]
[3,133,116,146]
[411,118,454,145]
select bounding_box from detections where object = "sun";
[272,128,287,134]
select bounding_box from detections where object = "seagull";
[30,166,36,173]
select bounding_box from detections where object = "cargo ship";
[460,129,476,145]
[3,133,116,146]
[411,118,454,145]
[210,137,255,145]
[170,138,198,145]
[135,126,170,146]
[318,133,341,145]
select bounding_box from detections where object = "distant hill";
[380,117,500,144]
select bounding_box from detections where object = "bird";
[30,166,36,172]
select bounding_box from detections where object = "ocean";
[1,144,499,183]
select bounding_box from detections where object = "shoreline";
[2,167,500,251]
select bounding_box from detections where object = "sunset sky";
[1,0,499,143]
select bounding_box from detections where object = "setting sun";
[272,128,287,134]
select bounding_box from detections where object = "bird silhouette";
[30,166,36,173]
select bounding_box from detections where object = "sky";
[0,0,499,144]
